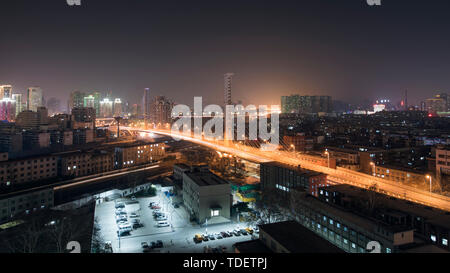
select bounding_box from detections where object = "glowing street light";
[426,175,432,194]
[324,150,330,168]
[370,162,375,176]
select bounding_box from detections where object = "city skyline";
[1,0,450,107]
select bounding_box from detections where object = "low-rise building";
[173,163,190,180]
[182,167,231,224]
[0,155,58,186]
[235,221,344,253]
[0,187,54,223]
[114,141,165,169]
[58,150,114,177]
[260,161,329,197]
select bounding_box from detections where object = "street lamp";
[426,175,432,194]
[324,150,330,168]
[290,144,295,153]
[370,162,375,176]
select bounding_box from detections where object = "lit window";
[343,239,348,244]
[351,243,356,249]
[329,219,334,225]
[442,238,448,246]
[431,235,437,242]
[386,248,392,253]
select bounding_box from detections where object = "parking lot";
[95,189,256,253]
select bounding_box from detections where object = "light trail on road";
[121,126,450,212]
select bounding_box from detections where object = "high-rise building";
[12,94,24,117]
[425,94,447,114]
[27,87,43,112]
[150,96,174,126]
[113,98,122,117]
[46,97,61,116]
[131,104,141,117]
[71,107,96,130]
[84,95,95,108]
[0,85,13,99]
[224,73,234,106]
[91,91,101,116]
[100,98,113,118]
[0,98,16,122]
[142,88,152,126]
[15,110,40,130]
[68,91,86,113]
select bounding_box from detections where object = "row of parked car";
[193,226,259,243]
[115,200,144,236]
[141,240,164,253]
[149,202,170,227]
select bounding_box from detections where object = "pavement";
[95,190,255,253]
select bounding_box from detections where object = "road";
[122,126,450,212]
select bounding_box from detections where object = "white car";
[130,213,139,218]
[157,221,170,227]
[156,215,167,221]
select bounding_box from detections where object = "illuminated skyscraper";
[0,85,13,99]
[0,98,16,122]
[68,91,86,113]
[84,95,95,108]
[100,98,113,118]
[224,73,234,106]
[12,94,24,116]
[27,87,43,112]
[114,98,122,117]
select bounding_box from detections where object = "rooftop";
[262,161,325,178]
[185,170,229,187]
[259,220,344,253]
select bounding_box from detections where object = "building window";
[442,238,448,246]
[386,248,392,253]
[211,209,219,217]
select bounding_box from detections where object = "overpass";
[120,126,450,212]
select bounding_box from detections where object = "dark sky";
[1,0,450,108]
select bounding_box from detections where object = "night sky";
[1,0,450,108]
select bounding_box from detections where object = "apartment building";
[114,141,165,168]
[0,187,54,223]
[260,161,329,198]
[58,150,114,177]
[0,155,58,186]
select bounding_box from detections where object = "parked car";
[155,240,163,248]
[156,215,167,221]
[220,231,228,238]
[129,212,139,218]
[152,210,162,216]
[115,202,125,209]
[141,242,149,249]
[115,210,127,216]
[116,218,128,224]
[149,202,158,207]
[226,231,234,237]
[150,242,156,248]
[157,221,170,227]
[215,233,223,239]
[117,229,130,236]
[174,203,180,208]
[194,234,203,243]
[151,205,161,210]
[202,233,209,241]
[245,227,254,234]
[208,234,215,240]
[253,226,259,234]
[233,229,241,236]
[240,229,249,235]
